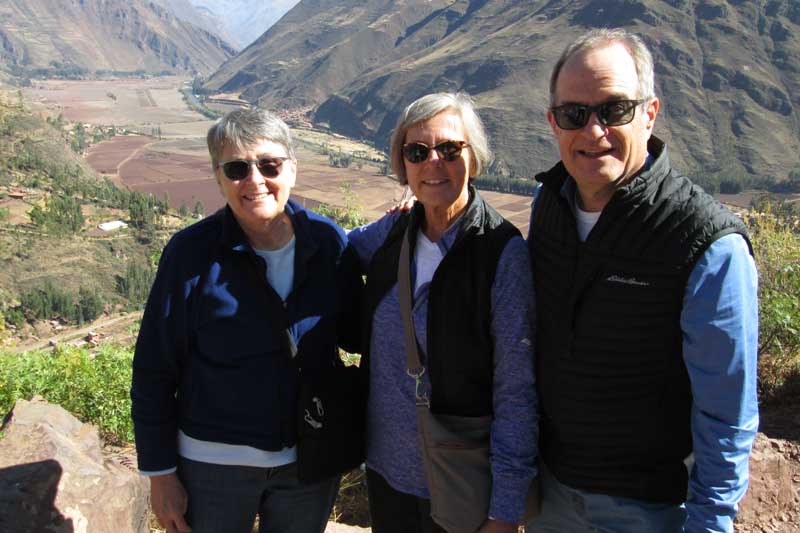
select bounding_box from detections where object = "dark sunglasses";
[216,157,290,180]
[550,99,647,130]
[402,140,468,164]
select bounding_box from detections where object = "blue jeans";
[178,457,340,533]
[525,463,686,533]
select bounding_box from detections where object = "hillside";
[0,0,236,78]
[203,0,800,185]
[0,91,185,345]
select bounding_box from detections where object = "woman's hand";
[478,518,519,533]
[386,195,417,214]
[386,185,417,214]
[149,472,192,533]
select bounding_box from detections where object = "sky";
[188,0,301,49]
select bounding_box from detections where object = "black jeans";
[366,467,446,533]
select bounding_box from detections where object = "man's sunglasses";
[402,140,469,164]
[550,99,647,130]
[216,157,290,181]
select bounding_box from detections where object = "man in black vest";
[525,29,758,533]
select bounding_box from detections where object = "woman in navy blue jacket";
[131,108,360,533]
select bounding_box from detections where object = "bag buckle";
[407,367,430,407]
[304,409,323,429]
[312,396,324,416]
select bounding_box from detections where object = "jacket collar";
[218,199,320,282]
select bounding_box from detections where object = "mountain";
[203,0,800,183]
[0,0,236,76]
[188,0,301,49]
[152,0,239,48]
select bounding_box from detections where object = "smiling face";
[215,138,296,234]
[548,42,659,211]
[403,111,472,218]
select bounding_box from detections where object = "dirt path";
[14,312,143,353]
[114,140,157,178]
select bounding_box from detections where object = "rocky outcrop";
[736,433,800,533]
[0,397,149,533]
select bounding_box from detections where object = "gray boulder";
[0,397,149,533]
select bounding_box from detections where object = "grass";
[0,344,134,442]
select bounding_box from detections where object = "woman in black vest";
[347,92,539,533]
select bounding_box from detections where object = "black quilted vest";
[362,187,519,416]
[529,138,751,504]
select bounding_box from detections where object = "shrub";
[744,202,800,402]
[314,184,368,229]
[0,345,134,442]
[4,307,25,328]
[193,200,205,218]
[329,152,353,168]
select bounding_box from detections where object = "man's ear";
[547,109,559,135]
[644,97,660,131]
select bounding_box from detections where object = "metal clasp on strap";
[407,367,430,407]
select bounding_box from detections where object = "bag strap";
[397,224,430,407]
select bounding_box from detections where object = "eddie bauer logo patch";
[606,275,650,287]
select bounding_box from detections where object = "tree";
[70,123,87,153]
[77,286,104,323]
[28,195,84,235]
[193,200,205,218]
[719,179,743,194]
[116,261,155,306]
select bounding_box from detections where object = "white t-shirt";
[575,200,602,242]
[255,236,296,301]
[414,230,444,296]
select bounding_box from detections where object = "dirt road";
[14,312,143,353]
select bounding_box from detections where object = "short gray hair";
[206,107,295,169]
[549,28,655,107]
[389,92,491,184]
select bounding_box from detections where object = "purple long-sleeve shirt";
[348,211,539,523]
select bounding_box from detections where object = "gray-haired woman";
[348,92,539,532]
[131,108,361,533]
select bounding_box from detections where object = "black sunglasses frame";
[216,157,291,181]
[550,99,648,130]
[402,140,469,164]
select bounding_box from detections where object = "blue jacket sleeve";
[130,239,196,472]
[681,233,759,533]
[488,236,539,524]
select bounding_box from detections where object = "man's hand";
[477,518,518,533]
[150,472,192,533]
